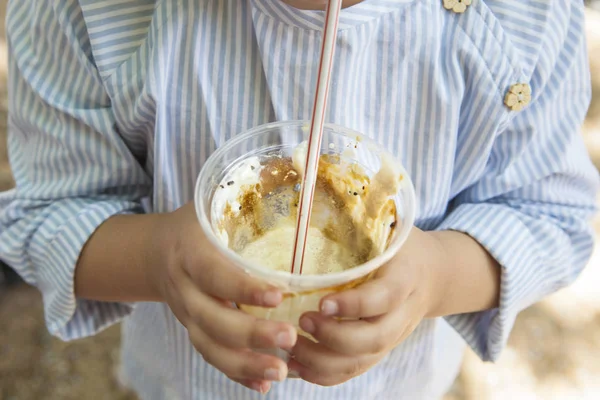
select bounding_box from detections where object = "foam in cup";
[211,141,403,279]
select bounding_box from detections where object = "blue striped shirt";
[1,0,598,399]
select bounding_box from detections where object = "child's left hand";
[288,228,447,386]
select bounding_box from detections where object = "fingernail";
[276,330,293,348]
[321,300,339,316]
[250,381,263,392]
[299,316,315,334]
[265,367,282,381]
[287,367,300,378]
[263,290,282,306]
[260,381,271,394]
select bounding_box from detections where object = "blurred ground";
[1,3,600,400]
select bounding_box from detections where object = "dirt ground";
[1,3,600,400]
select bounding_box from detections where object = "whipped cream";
[212,156,262,246]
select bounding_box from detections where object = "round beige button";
[443,0,472,13]
[504,83,532,111]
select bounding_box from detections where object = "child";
[0,0,598,399]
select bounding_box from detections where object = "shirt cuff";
[31,199,142,341]
[436,202,548,361]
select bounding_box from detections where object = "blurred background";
[1,2,600,399]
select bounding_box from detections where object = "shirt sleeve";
[0,3,152,340]
[438,3,600,361]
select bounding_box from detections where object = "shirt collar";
[251,0,414,31]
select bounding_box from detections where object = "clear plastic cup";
[194,120,416,350]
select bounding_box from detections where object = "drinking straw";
[291,0,343,275]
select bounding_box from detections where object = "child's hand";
[288,228,446,386]
[150,203,297,393]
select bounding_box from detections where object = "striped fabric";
[0,0,598,399]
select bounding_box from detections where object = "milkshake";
[194,121,416,332]
[211,140,403,326]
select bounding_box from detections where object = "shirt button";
[504,83,532,111]
[443,0,472,13]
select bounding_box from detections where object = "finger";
[304,295,425,355]
[320,269,408,319]
[230,378,272,394]
[186,244,283,307]
[288,359,353,387]
[163,274,191,324]
[290,336,378,377]
[180,274,297,349]
[189,324,288,381]
[299,312,394,355]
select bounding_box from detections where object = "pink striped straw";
[291,0,343,275]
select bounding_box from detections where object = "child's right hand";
[149,203,296,393]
